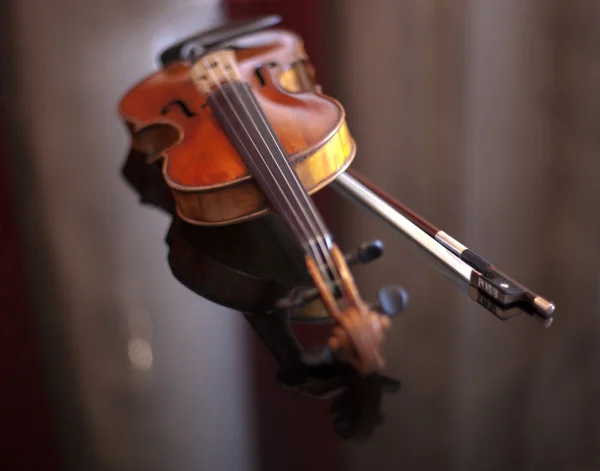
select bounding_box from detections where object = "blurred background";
[1,0,599,470]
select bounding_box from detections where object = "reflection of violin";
[123,147,399,440]
[118,18,408,375]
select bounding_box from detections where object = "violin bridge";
[191,50,241,94]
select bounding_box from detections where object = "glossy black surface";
[3,2,600,470]
[123,141,568,463]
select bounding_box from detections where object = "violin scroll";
[306,245,399,375]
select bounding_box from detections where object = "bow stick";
[332,169,555,325]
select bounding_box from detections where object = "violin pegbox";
[278,240,408,314]
[279,239,409,375]
[276,240,384,309]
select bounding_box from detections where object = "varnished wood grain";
[118,29,355,225]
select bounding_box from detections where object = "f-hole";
[254,63,277,87]
[254,67,267,87]
[161,99,198,117]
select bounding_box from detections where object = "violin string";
[218,53,343,288]
[199,56,316,255]
[220,53,344,287]
[199,54,341,290]
[215,55,343,291]
[195,58,323,262]
[204,55,335,283]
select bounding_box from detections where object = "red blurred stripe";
[0,127,61,467]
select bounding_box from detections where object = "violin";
[118,17,405,375]
[118,15,555,376]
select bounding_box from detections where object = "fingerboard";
[207,81,333,257]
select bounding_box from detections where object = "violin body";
[119,29,355,226]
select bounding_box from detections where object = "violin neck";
[195,51,333,257]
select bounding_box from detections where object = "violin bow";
[333,169,555,325]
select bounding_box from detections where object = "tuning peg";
[345,240,384,266]
[371,285,409,317]
[275,240,385,311]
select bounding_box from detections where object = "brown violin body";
[119,29,355,226]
